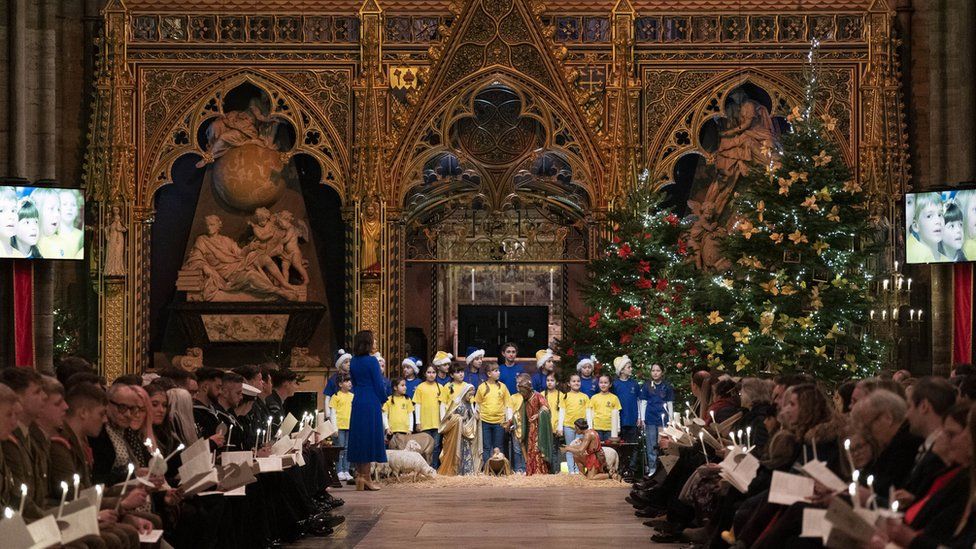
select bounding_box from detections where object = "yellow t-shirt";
[562,391,590,425]
[906,233,938,263]
[544,390,564,430]
[329,390,354,430]
[964,238,976,262]
[412,381,443,430]
[475,381,511,424]
[509,393,524,416]
[589,392,622,431]
[383,395,413,433]
[441,381,470,406]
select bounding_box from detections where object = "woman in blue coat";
[347,330,388,491]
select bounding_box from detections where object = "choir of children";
[322,345,673,478]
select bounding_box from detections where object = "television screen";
[905,188,976,264]
[0,185,85,260]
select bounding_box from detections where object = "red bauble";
[610,282,621,296]
[588,311,601,328]
[617,243,632,259]
[635,277,653,289]
[638,260,651,273]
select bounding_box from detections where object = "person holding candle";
[0,368,49,518]
[637,363,673,479]
[329,374,354,481]
[191,367,226,448]
[212,372,247,452]
[876,403,976,549]
[345,330,388,491]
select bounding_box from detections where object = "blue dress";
[347,355,388,463]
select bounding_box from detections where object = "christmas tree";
[715,70,887,382]
[560,173,724,388]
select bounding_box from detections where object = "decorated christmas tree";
[715,76,887,382]
[560,174,725,387]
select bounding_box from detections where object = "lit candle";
[143,437,153,453]
[870,309,875,320]
[907,278,912,291]
[3,507,12,519]
[746,426,752,449]
[115,463,135,512]
[843,438,855,474]
[709,410,716,424]
[18,483,27,515]
[896,277,903,291]
[882,279,889,291]
[894,261,899,272]
[698,431,708,458]
[72,473,80,500]
[849,482,858,507]
[163,443,186,462]
[881,310,887,321]
[852,469,860,483]
[471,269,475,301]
[892,308,899,320]
[57,481,69,519]
[891,500,899,513]
[918,310,923,322]
[226,424,233,448]
[910,309,915,321]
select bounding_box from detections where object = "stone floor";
[292,478,680,548]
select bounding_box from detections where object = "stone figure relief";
[687,199,731,272]
[103,204,127,277]
[178,210,309,302]
[360,196,381,271]
[706,89,779,219]
[195,98,280,168]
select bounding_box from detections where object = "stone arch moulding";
[140,69,349,208]
[392,69,603,207]
[647,68,854,190]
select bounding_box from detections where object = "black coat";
[866,421,924,507]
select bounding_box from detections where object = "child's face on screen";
[17,217,39,245]
[914,203,944,246]
[943,220,964,252]
[966,199,976,239]
[0,198,17,239]
[60,192,78,226]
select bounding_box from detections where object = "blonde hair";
[167,388,198,445]
[912,193,943,227]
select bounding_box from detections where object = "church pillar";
[605,0,638,205]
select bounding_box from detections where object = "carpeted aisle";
[291,475,682,548]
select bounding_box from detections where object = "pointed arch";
[390,0,604,206]
[140,69,349,206]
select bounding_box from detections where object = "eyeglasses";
[110,400,145,414]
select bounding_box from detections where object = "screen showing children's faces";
[0,186,85,260]
[905,189,976,264]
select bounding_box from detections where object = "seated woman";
[563,419,609,480]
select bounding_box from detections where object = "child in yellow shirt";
[543,373,564,472]
[475,363,511,465]
[383,378,414,436]
[412,364,444,467]
[329,374,354,479]
[442,365,473,409]
[559,374,591,473]
[589,374,622,441]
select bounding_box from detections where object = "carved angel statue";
[103,204,127,276]
[290,347,321,369]
[687,199,731,273]
[195,98,279,168]
[171,347,203,372]
[273,210,310,285]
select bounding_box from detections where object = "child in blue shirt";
[323,348,352,412]
[498,342,523,394]
[611,356,640,469]
[532,349,556,392]
[463,347,486,388]
[638,363,674,477]
[400,356,423,398]
[576,355,599,397]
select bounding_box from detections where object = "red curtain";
[954,263,973,365]
[12,260,34,367]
